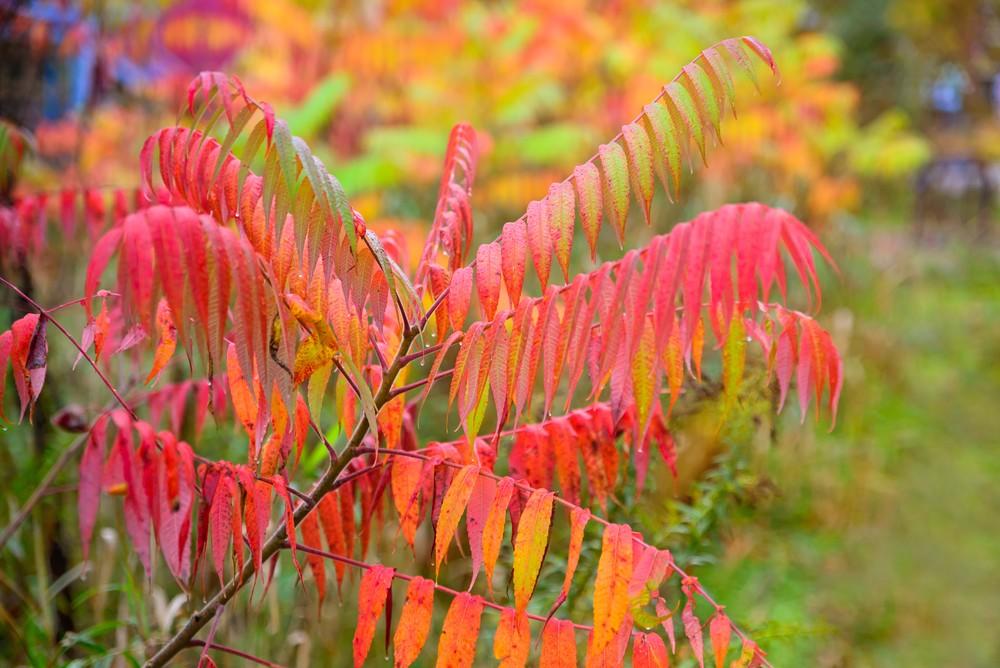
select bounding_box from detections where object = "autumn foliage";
[0,36,843,667]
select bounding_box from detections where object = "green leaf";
[598,142,630,246]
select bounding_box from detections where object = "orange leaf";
[482,476,516,597]
[435,592,484,668]
[710,612,731,668]
[561,506,590,600]
[318,493,347,587]
[391,456,424,550]
[354,565,395,667]
[300,509,326,609]
[393,577,435,668]
[512,488,554,613]
[434,464,479,577]
[494,608,530,668]
[145,298,177,385]
[226,342,256,438]
[591,524,633,654]
[540,618,578,668]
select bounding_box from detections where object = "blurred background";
[0,0,997,666]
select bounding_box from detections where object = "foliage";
[0,33,853,667]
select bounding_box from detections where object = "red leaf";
[78,415,109,560]
[632,632,669,668]
[318,493,347,587]
[448,266,474,332]
[560,506,590,601]
[475,241,502,320]
[682,579,705,668]
[526,199,552,289]
[354,565,395,667]
[710,612,732,668]
[209,472,236,585]
[465,474,496,588]
[501,221,527,307]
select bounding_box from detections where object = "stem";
[142,327,419,668]
[0,276,137,421]
[387,368,453,399]
[186,640,284,668]
[291,542,593,632]
[397,341,444,366]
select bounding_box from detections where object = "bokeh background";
[1,0,997,666]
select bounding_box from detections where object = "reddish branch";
[291,541,594,632]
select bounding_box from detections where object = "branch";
[387,368,453,399]
[142,325,421,668]
[354,445,772,666]
[0,276,137,421]
[398,341,445,366]
[186,640,284,668]
[290,542,592,632]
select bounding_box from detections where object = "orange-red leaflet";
[540,618,578,668]
[494,608,530,668]
[393,576,435,668]
[435,592,484,668]
[434,464,479,577]
[354,565,395,667]
[591,523,633,654]
[482,476,516,597]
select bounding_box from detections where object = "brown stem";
[142,327,419,667]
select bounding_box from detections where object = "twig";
[290,542,593,631]
[187,640,284,668]
[398,341,444,366]
[0,276,137,420]
[387,368,453,399]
